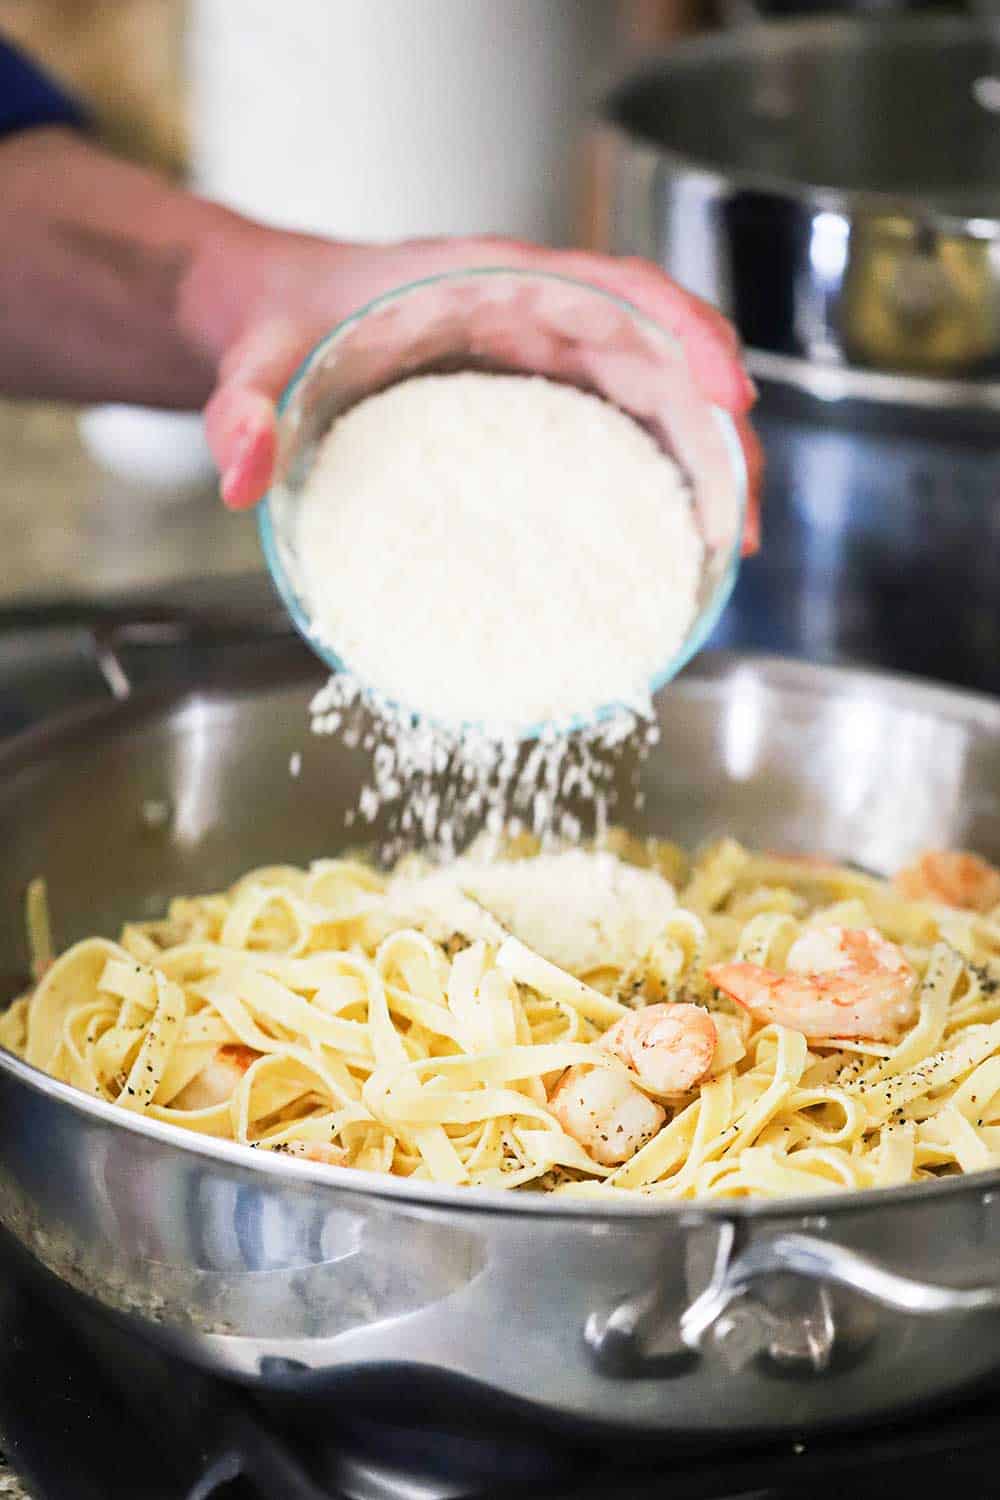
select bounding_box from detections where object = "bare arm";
[0,127,760,543]
[0,127,243,407]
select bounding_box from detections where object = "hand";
[194,233,761,553]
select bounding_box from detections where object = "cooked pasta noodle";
[6,836,1000,1200]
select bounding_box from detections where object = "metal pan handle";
[681,1230,1000,1351]
[587,1227,1000,1381]
[0,599,294,702]
[88,604,293,701]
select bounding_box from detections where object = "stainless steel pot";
[4,643,1000,1436]
[590,16,1000,695]
[593,15,1000,380]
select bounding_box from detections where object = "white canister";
[186,0,614,245]
[84,4,614,493]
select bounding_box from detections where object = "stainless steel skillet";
[3,644,1000,1436]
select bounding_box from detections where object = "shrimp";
[548,1002,716,1165]
[707,926,917,1042]
[894,851,1000,914]
[601,1003,718,1096]
[548,1065,665,1167]
[172,1044,258,1110]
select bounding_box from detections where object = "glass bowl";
[259,268,747,737]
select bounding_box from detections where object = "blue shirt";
[0,38,89,138]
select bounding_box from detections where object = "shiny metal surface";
[744,347,1000,412]
[5,650,1000,1433]
[594,16,1000,379]
[708,392,1000,695]
[592,16,1000,694]
[0,595,291,702]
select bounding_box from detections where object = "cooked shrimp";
[548,1003,714,1164]
[894,851,1000,914]
[707,926,917,1042]
[600,1003,717,1095]
[548,1065,665,1167]
[172,1044,258,1110]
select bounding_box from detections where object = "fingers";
[557,249,764,554]
[206,237,762,529]
[493,239,762,555]
[736,414,763,557]
[518,247,756,417]
[203,383,277,510]
[423,237,752,404]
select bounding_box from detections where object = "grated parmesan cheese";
[310,669,660,861]
[455,849,676,972]
[382,848,676,975]
[297,372,703,732]
[297,371,703,851]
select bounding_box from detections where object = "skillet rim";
[4,646,1000,1226]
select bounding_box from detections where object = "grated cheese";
[454,849,676,972]
[310,670,660,860]
[383,848,676,975]
[297,371,703,732]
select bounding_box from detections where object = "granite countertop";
[0,401,264,607]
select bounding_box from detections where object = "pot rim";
[4,647,1000,1225]
[599,13,1000,239]
[746,347,1000,414]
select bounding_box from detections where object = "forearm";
[0,127,276,408]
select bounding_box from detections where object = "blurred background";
[3,0,1000,698]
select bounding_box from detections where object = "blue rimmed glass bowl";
[259,268,747,738]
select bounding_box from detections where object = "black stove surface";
[0,1226,998,1500]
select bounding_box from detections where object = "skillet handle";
[586,1228,1000,1380]
[86,604,293,700]
[0,598,294,702]
[680,1230,1000,1352]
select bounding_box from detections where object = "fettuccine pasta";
[5,835,1000,1200]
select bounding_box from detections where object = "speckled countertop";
[0,401,264,606]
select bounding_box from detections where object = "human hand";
[192,232,761,552]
